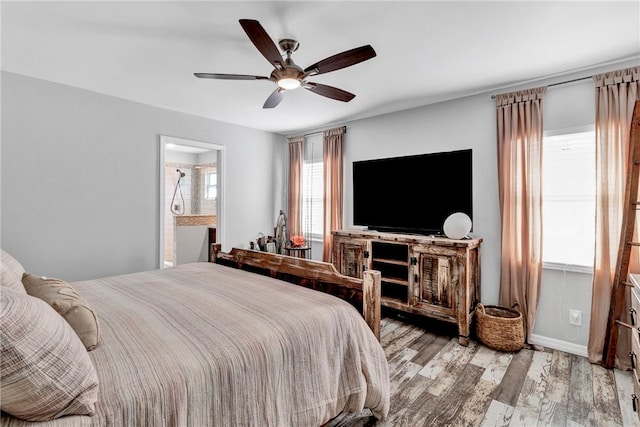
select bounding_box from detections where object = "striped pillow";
[1,250,27,294]
[0,288,99,421]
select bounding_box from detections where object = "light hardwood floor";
[329,313,640,427]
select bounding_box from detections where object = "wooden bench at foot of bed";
[211,244,382,340]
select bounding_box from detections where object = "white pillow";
[1,250,27,294]
[0,288,99,421]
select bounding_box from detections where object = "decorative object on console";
[252,232,278,252]
[443,212,472,239]
[291,235,306,247]
[275,210,287,254]
[285,235,309,259]
[254,232,266,251]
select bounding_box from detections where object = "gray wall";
[321,58,638,354]
[1,71,283,281]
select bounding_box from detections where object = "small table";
[284,246,310,259]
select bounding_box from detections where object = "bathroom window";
[205,172,217,200]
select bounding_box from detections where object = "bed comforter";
[1,262,389,426]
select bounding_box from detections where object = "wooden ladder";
[603,99,640,369]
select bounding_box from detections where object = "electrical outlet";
[569,309,582,326]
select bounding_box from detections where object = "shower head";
[176,169,186,178]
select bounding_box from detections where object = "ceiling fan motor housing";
[271,63,305,84]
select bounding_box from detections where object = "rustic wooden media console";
[211,244,382,340]
[332,230,482,345]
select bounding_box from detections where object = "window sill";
[543,262,593,274]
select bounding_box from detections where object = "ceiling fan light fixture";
[277,78,301,90]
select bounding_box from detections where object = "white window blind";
[302,161,324,240]
[301,134,324,242]
[542,129,596,268]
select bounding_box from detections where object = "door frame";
[158,135,225,268]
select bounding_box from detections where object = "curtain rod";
[287,126,347,138]
[304,126,347,137]
[490,75,592,100]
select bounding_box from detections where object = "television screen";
[352,149,472,235]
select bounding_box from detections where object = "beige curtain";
[287,136,305,240]
[496,87,547,342]
[322,127,345,262]
[588,66,640,368]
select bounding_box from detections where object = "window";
[300,135,324,241]
[205,172,217,200]
[542,128,596,269]
[302,160,324,240]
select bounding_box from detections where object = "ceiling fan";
[194,19,377,109]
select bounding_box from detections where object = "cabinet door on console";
[333,236,371,279]
[410,245,463,318]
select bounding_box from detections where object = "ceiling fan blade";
[304,45,376,75]
[239,19,284,68]
[194,73,270,80]
[263,89,285,109]
[304,82,355,102]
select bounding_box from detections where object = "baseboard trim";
[529,334,588,358]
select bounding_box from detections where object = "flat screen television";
[352,149,472,235]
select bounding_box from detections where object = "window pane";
[205,172,217,200]
[542,130,595,267]
[302,161,324,239]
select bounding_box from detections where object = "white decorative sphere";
[443,212,472,239]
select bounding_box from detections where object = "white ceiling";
[2,1,639,135]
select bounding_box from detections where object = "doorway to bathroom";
[159,135,224,268]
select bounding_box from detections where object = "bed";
[0,247,389,426]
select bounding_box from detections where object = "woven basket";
[475,303,524,352]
